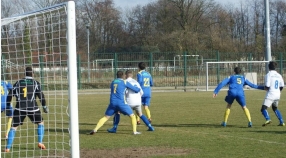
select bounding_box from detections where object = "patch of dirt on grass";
[80,147,194,158]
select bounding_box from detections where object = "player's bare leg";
[221,104,231,127]
[90,116,110,135]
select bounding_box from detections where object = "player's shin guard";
[113,113,120,129]
[130,115,137,133]
[243,108,251,122]
[6,117,12,137]
[140,115,152,127]
[223,108,230,123]
[274,109,284,123]
[37,124,44,143]
[144,108,151,119]
[94,117,109,132]
[6,128,16,150]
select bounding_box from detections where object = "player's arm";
[213,77,230,97]
[137,73,143,84]
[264,74,270,91]
[149,76,153,87]
[279,78,284,91]
[244,79,264,90]
[35,82,48,113]
[125,81,140,93]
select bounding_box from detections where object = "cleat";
[278,123,285,126]
[137,121,141,125]
[147,126,155,131]
[89,130,96,135]
[107,128,117,133]
[221,122,226,127]
[248,122,252,127]
[148,119,152,123]
[4,149,10,153]
[38,143,46,150]
[133,131,141,135]
[262,120,272,126]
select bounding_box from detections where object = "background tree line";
[1,0,286,61]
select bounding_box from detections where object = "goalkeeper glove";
[43,106,49,113]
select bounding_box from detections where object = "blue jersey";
[137,70,153,97]
[214,75,264,95]
[1,81,13,109]
[110,78,140,105]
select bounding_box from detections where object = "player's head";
[116,70,124,78]
[234,67,241,74]
[125,70,133,78]
[268,61,277,70]
[138,62,146,70]
[25,67,33,77]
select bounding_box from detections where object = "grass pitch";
[79,90,286,158]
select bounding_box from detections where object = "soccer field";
[79,90,286,158]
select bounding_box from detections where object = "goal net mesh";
[1,3,72,158]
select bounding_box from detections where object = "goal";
[1,1,79,158]
[205,61,270,91]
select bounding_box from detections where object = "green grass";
[3,90,286,157]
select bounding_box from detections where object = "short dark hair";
[125,70,132,76]
[138,62,146,70]
[268,61,277,70]
[26,67,33,77]
[116,71,124,78]
[234,67,241,74]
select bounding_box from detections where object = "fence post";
[39,56,45,90]
[77,54,81,89]
[184,52,187,90]
[149,52,153,76]
[113,53,118,79]
[280,52,283,75]
[216,50,220,84]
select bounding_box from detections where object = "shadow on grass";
[248,130,286,134]
[152,123,237,128]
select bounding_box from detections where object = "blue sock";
[261,109,270,121]
[38,124,44,143]
[274,109,284,123]
[113,113,120,129]
[140,115,151,127]
[6,128,16,149]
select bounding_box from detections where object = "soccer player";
[107,70,155,133]
[1,80,13,139]
[5,67,48,152]
[137,62,153,124]
[89,70,142,135]
[213,67,264,127]
[260,61,285,126]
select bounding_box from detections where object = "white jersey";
[125,77,143,105]
[264,70,284,100]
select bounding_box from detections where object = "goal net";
[1,1,79,158]
[205,61,270,91]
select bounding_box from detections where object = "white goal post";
[205,61,270,91]
[1,1,79,158]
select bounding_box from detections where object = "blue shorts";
[1,105,13,117]
[225,95,246,106]
[142,97,151,106]
[105,103,133,116]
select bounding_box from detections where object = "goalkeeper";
[213,67,264,127]
[107,70,155,133]
[1,80,13,139]
[5,67,48,152]
[89,71,141,135]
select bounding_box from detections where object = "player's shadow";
[248,130,286,134]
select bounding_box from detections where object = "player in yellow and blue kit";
[137,62,153,124]
[1,81,13,139]
[213,67,264,127]
[89,71,142,135]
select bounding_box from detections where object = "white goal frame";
[205,61,269,91]
[0,1,79,157]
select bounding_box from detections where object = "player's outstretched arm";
[213,77,230,95]
[244,80,264,90]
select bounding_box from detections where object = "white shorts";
[129,105,142,115]
[263,98,279,107]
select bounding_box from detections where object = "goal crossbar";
[205,61,269,91]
